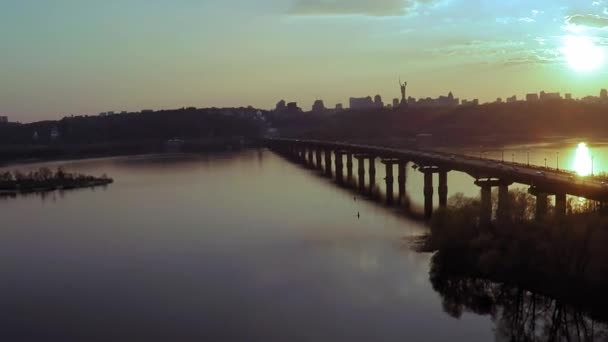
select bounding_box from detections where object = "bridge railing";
[266,138,582,178]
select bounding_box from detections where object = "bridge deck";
[267,138,608,201]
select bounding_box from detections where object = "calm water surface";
[2,144,606,341]
[0,150,492,341]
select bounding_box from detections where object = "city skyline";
[4,1,608,121]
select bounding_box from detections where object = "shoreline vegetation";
[0,137,261,167]
[0,167,113,197]
[420,190,608,324]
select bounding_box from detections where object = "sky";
[3,0,608,121]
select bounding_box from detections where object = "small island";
[0,167,113,196]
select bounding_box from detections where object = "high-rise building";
[374,94,383,108]
[0,116,7,123]
[312,100,326,113]
[526,93,539,102]
[349,96,375,110]
[601,89,608,100]
[540,91,561,101]
[286,102,302,113]
[506,95,517,103]
[392,98,400,108]
[335,103,344,112]
[275,99,286,112]
[565,93,573,100]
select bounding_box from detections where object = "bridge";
[266,138,608,223]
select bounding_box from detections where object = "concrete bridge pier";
[315,149,323,171]
[555,193,567,217]
[478,181,493,226]
[536,193,548,220]
[369,156,377,197]
[346,153,354,182]
[423,170,434,219]
[324,149,332,177]
[528,186,549,220]
[398,161,407,204]
[302,147,308,164]
[382,160,397,205]
[497,183,511,223]
[335,151,344,185]
[297,147,305,163]
[438,171,448,208]
[308,148,315,167]
[356,155,366,193]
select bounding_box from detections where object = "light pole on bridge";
[544,158,547,168]
[557,152,559,171]
[512,153,515,163]
[527,151,530,166]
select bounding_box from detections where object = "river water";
[1,143,607,341]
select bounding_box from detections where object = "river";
[1,143,607,341]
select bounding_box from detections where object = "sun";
[563,35,605,73]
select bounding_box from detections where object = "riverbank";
[421,191,608,321]
[0,138,262,167]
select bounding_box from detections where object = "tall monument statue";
[399,78,408,106]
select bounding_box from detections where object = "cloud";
[565,14,608,28]
[427,39,561,68]
[288,0,439,17]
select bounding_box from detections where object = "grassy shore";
[0,167,113,196]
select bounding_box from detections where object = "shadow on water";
[275,151,425,222]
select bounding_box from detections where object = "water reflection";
[452,139,608,176]
[431,259,608,342]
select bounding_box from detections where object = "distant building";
[392,98,400,108]
[141,109,154,114]
[581,96,600,104]
[540,91,561,101]
[601,89,608,100]
[0,116,7,123]
[311,100,326,113]
[286,102,302,113]
[526,93,539,102]
[349,96,375,110]
[335,103,344,112]
[506,95,517,103]
[461,99,479,106]
[275,99,286,112]
[565,93,573,100]
[412,92,459,107]
[496,97,503,103]
[374,94,384,108]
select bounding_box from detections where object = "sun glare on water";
[574,142,593,176]
[563,35,605,73]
